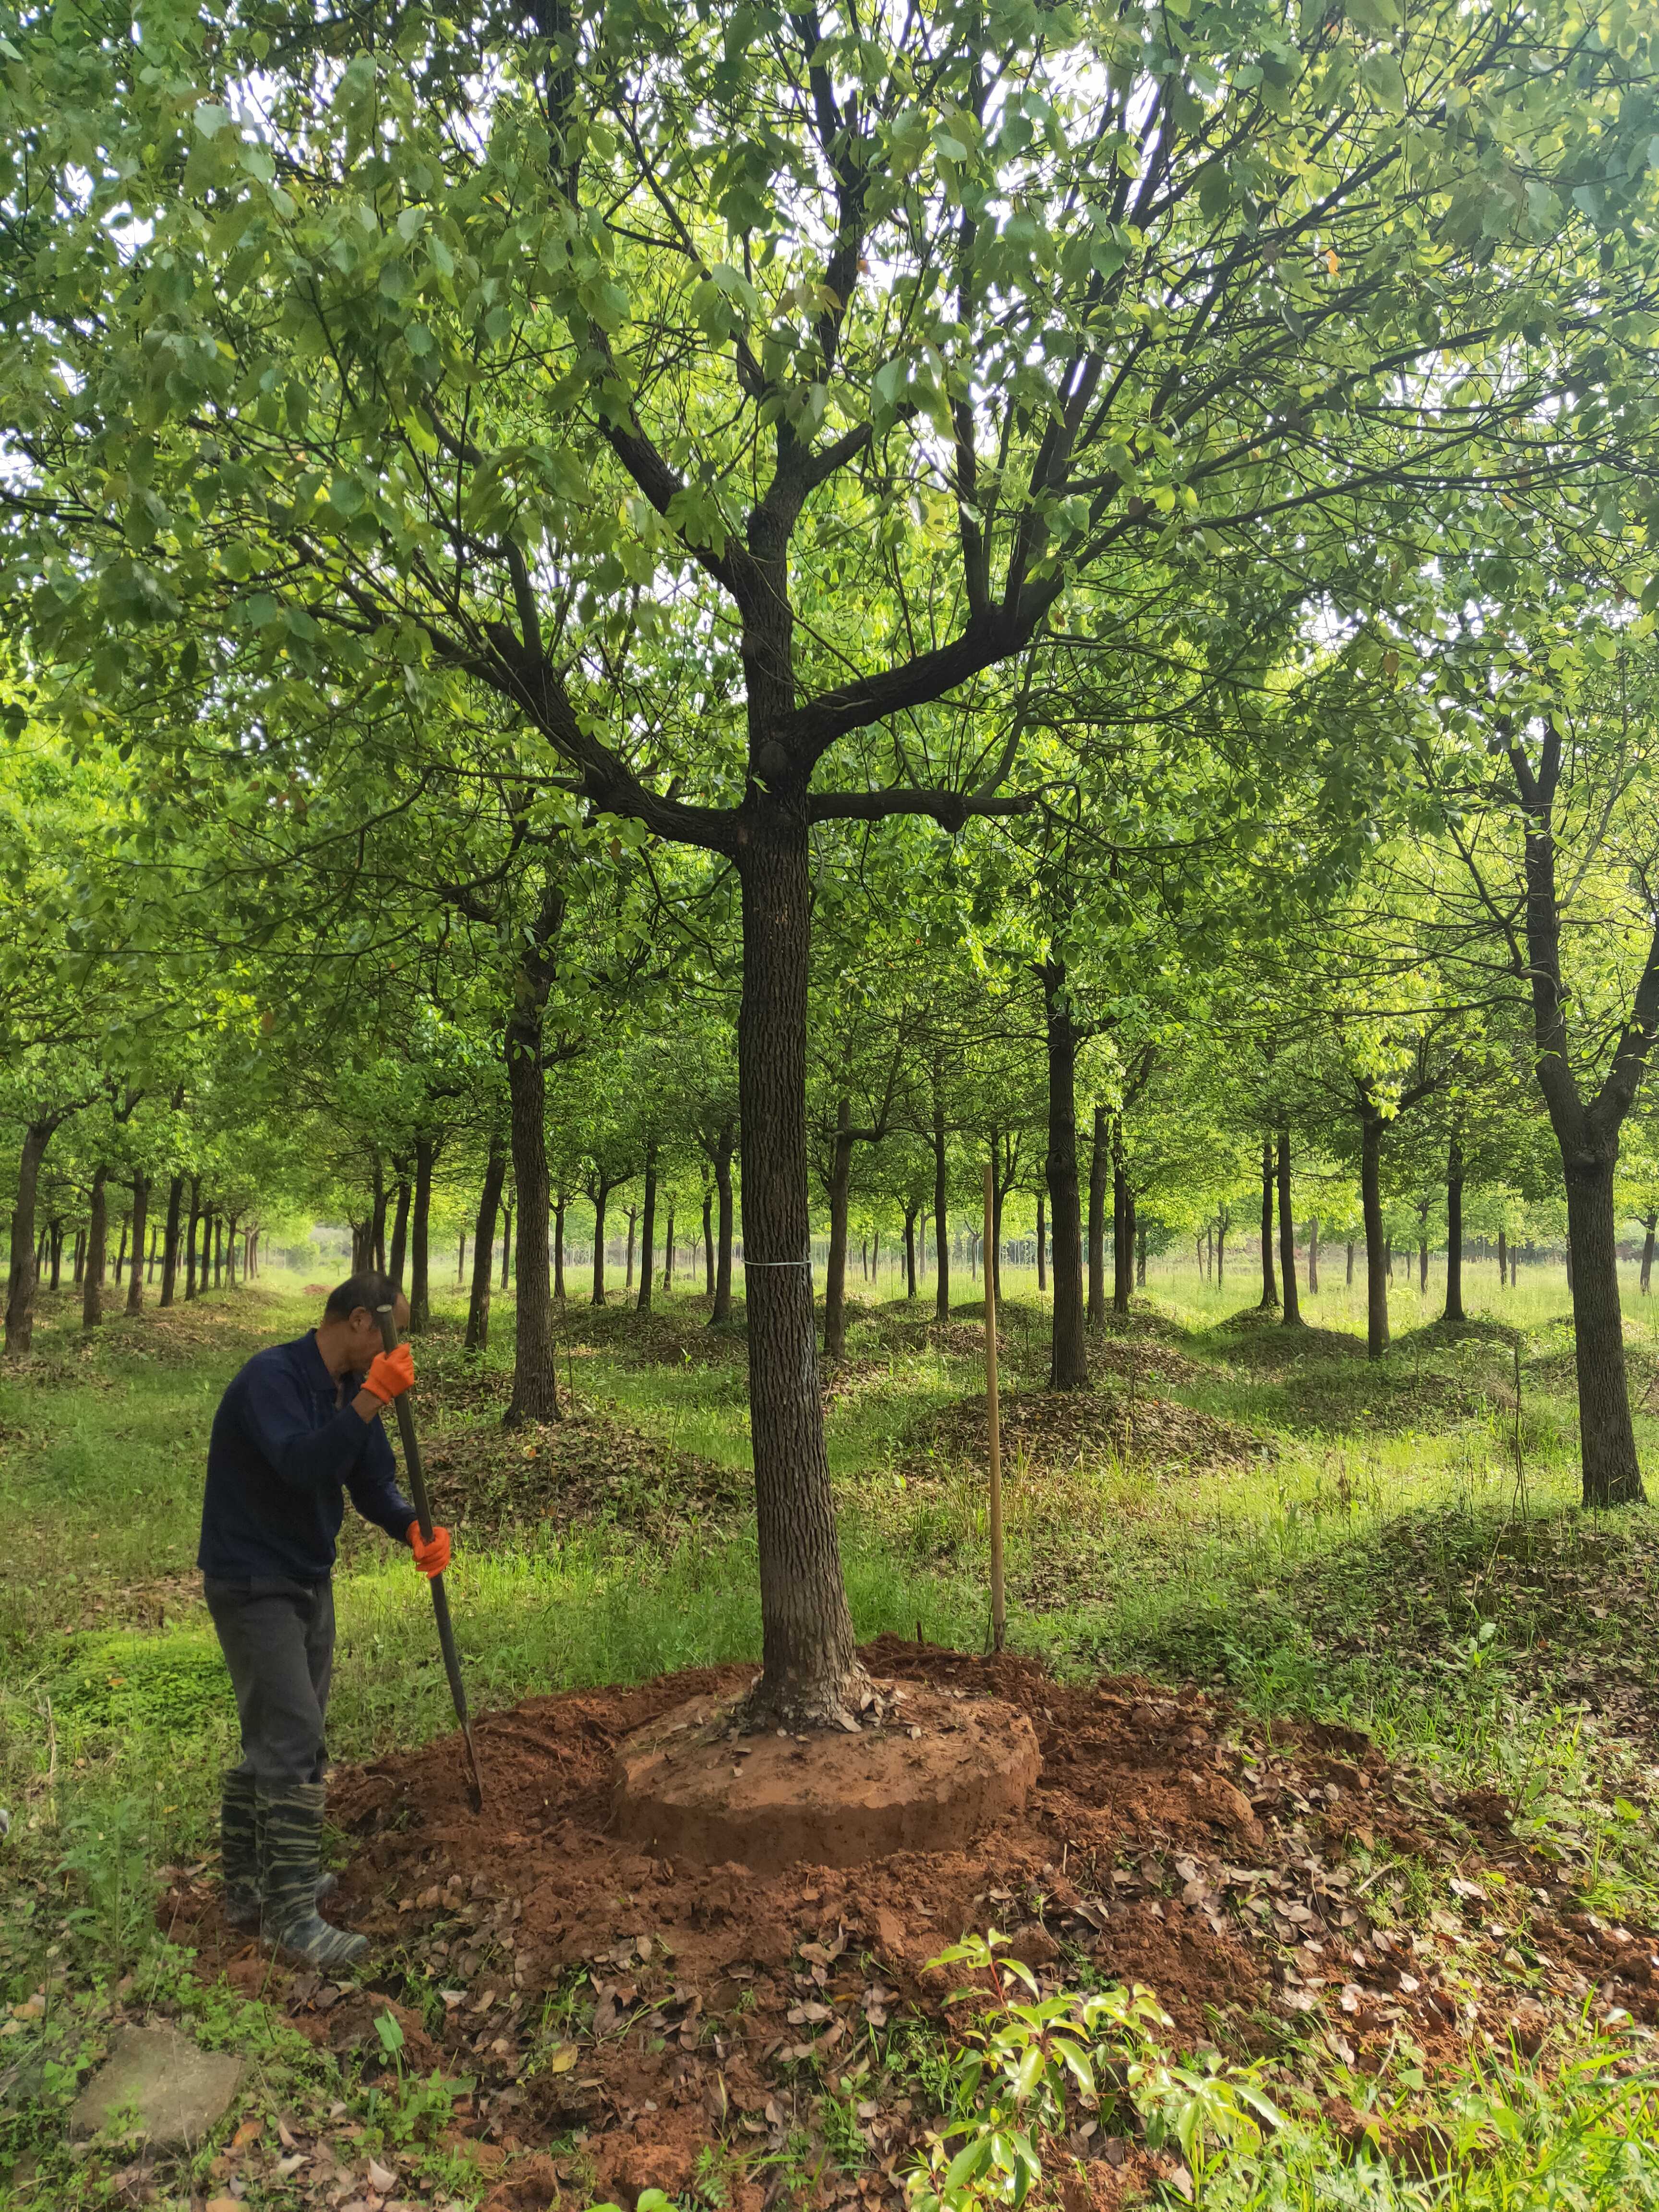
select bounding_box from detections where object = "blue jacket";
[198,1332,415,1583]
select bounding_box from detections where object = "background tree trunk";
[1361,1116,1389,1359]
[554,1193,568,1299]
[711,1119,736,1324]
[735,818,860,1728]
[388,1177,411,1290]
[591,1185,609,1305]
[126,1175,149,1315]
[663,1201,675,1290]
[903,1205,917,1300]
[626,1206,637,1288]
[824,1098,855,1358]
[1641,1213,1655,1294]
[1564,1154,1644,1504]
[1307,1215,1319,1295]
[1276,1131,1301,1327]
[184,1178,202,1302]
[160,1174,183,1308]
[1087,1105,1107,1324]
[637,1141,658,1313]
[4,1121,55,1357]
[702,1187,714,1295]
[410,1133,435,1332]
[931,1092,950,1323]
[1043,965,1088,1387]
[1112,1131,1132,1319]
[465,1137,506,1352]
[1443,1139,1466,1324]
[1258,1139,1277,1310]
[82,1165,109,1332]
[1036,1192,1046,1293]
[504,1000,559,1427]
[501,1201,512,1289]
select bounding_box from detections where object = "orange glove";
[408,1521,450,1578]
[361,1342,415,1405]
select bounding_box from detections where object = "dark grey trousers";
[204,1575,336,1787]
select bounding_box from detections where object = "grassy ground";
[3,1255,1659,2208]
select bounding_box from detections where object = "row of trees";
[3,0,1659,1731]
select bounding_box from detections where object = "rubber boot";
[220,1771,261,1931]
[257,1783,367,1971]
[224,1780,337,1932]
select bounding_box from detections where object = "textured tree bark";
[1043,962,1088,1389]
[1443,1139,1465,1324]
[1276,1131,1301,1327]
[465,1136,506,1352]
[4,1121,56,1357]
[126,1175,149,1315]
[505,994,560,1427]
[932,1092,950,1324]
[1087,1106,1108,1324]
[1258,1140,1277,1310]
[1361,1116,1389,1359]
[637,1141,658,1313]
[410,1134,435,1332]
[1641,1213,1655,1295]
[81,1166,108,1331]
[712,1120,736,1323]
[734,817,863,1729]
[824,1098,855,1359]
[387,1178,411,1291]
[160,1174,183,1308]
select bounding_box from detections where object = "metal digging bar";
[375,1303,484,1813]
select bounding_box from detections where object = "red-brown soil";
[161,1639,1655,2211]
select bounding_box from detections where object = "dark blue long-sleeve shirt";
[198,1332,415,1583]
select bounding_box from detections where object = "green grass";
[5,1259,1659,2207]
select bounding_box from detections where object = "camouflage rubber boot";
[221,1771,261,1931]
[256,1783,367,1971]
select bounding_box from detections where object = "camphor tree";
[8,0,1659,1723]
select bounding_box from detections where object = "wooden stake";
[984,1164,1005,1652]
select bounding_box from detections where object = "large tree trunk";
[408,1135,435,1332]
[4,1120,56,1357]
[1086,1105,1107,1324]
[735,817,862,1729]
[824,1098,855,1359]
[932,1093,950,1323]
[465,1135,506,1352]
[1043,962,1088,1388]
[160,1174,183,1308]
[1563,1153,1644,1504]
[388,1177,411,1290]
[1641,1213,1655,1294]
[1276,1131,1301,1327]
[1361,1115,1389,1359]
[505,1001,559,1426]
[637,1140,658,1313]
[1443,1139,1466,1324]
[1258,1139,1277,1310]
[126,1175,149,1315]
[82,1165,109,1330]
[711,1119,736,1323]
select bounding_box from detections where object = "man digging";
[198,1272,452,1968]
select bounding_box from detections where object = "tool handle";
[374,1304,437,1541]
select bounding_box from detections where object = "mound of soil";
[418,1399,752,1544]
[162,1638,1639,2211]
[559,1301,750,1371]
[905,1384,1271,1478]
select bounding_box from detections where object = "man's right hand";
[361,1343,415,1405]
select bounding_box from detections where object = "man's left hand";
[408,1522,451,1577]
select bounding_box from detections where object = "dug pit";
[612,1685,1040,1871]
